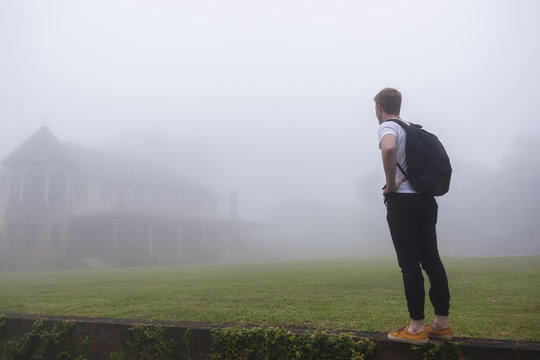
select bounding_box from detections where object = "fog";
[1,0,539,261]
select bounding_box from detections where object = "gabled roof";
[1,126,219,200]
[1,126,74,167]
[63,142,218,199]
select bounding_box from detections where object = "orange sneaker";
[425,324,454,339]
[387,326,429,345]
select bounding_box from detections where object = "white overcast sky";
[1,0,539,218]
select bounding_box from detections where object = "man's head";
[374,88,401,123]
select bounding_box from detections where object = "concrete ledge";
[1,313,539,359]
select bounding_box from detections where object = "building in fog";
[0,126,272,269]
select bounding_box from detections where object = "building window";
[101,184,113,204]
[49,170,67,204]
[25,224,39,248]
[24,171,45,203]
[73,178,88,202]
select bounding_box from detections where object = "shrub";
[210,326,375,360]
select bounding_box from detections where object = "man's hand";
[383,178,406,196]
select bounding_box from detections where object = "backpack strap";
[396,162,408,180]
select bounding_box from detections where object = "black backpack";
[388,119,452,196]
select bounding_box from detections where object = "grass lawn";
[0,256,539,341]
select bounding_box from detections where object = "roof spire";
[1,126,73,167]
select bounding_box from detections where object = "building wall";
[70,178,218,220]
[71,180,118,216]
[1,165,72,268]
[0,149,224,269]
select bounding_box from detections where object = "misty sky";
[1,0,539,220]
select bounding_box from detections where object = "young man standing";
[374,88,453,344]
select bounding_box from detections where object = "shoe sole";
[387,334,429,345]
[427,333,454,340]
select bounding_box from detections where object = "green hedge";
[210,326,376,360]
[0,317,90,360]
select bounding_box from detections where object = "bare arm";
[380,134,404,195]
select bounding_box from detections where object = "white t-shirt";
[378,119,417,193]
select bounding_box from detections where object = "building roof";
[64,142,218,199]
[1,126,74,167]
[1,126,218,199]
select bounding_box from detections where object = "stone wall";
[1,314,539,359]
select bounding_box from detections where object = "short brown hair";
[374,88,402,115]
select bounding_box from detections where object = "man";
[374,88,453,344]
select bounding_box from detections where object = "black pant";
[385,193,450,320]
